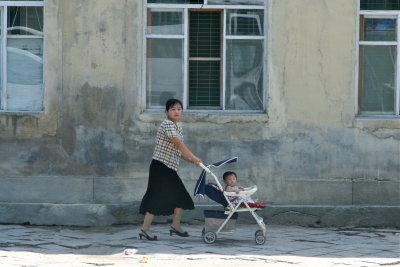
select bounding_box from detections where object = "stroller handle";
[199,163,211,173]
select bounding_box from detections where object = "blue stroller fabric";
[194,157,238,197]
[205,183,228,207]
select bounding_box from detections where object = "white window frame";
[0,1,44,113]
[356,2,400,118]
[143,2,267,113]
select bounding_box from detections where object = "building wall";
[0,0,398,227]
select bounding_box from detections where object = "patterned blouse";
[152,119,183,171]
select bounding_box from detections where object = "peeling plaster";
[368,128,400,141]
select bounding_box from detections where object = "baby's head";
[223,171,238,187]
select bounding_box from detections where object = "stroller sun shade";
[194,157,238,198]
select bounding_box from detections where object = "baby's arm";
[225,186,241,194]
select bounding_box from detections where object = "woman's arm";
[170,137,202,165]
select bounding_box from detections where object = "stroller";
[194,157,267,245]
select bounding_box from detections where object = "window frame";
[0,0,44,113]
[143,1,267,113]
[356,1,400,118]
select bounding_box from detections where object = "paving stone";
[0,224,398,266]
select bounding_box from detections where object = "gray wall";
[0,0,398,227]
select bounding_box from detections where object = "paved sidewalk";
[0,223,399,267]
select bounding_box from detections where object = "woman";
[139,99,202,241]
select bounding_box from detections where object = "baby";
[222,171,255,204]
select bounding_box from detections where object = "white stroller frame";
[199,163,267,245]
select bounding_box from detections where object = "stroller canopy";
[194,156,238,197]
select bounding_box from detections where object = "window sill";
[139,109,268,124]
[353,115,400,129]
[356,115,400,120]
[0,110,44,115]
[355,115,400,122]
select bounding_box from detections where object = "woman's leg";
[171,208,184,232]
[141,212,155,237]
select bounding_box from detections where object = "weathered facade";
[0,0,399,227]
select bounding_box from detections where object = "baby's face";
[224,174,237,187]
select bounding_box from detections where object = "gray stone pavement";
[0,223,399,267]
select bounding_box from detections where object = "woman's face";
[166,103,183,123]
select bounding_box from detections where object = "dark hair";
[223,171,237,181]
[165,98,183,111]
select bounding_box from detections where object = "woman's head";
[165,98,183,111]
[165,98,183,123]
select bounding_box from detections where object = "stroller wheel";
[203,231,217,244]
[255,230,266,245]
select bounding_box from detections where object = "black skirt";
[139,159,194,216]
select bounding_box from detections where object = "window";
[144,0,265,111]
[357,0,399,117]
[0,1,44,112]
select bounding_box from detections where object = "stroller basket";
[204,210,238,232]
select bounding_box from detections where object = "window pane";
[189,61,220,107]
[362,18,396,41]
[147,9,183,35]
[226,10,263,36]
[7,6,43,36]
[208,0,264,5]
[359,45,396,114]
[147,39,183,108]
[189,11,221,108]
[361,0,400,10]
[189,11,221,58]
[226,40,263,110]
[148,0,202,3]
[7,39,43,111]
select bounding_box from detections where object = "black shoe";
[169,226,189,237]
[139,229,157,241]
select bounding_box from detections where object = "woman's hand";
[191,156,202,166]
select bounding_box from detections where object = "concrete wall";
[0,0,398,227]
